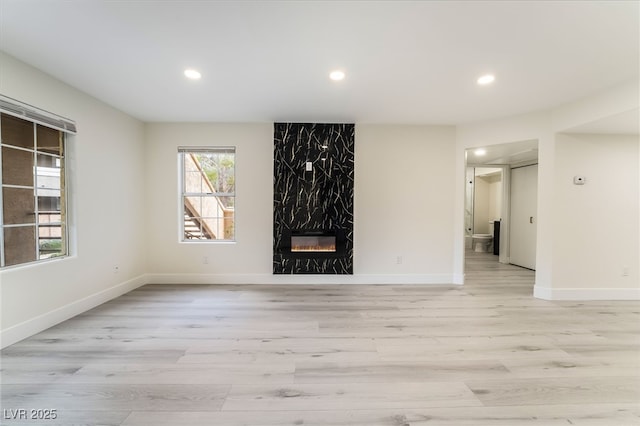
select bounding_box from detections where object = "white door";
[509,164,537,269]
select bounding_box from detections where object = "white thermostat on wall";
[573,175,586,185]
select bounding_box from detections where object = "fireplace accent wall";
[273,123,354,274]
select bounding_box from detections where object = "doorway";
[464,140,539,274]
[465,166,503,255]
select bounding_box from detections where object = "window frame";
[178,146,236,243]
[0,114,69,268]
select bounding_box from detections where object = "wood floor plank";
[0,363,82,384]
[1,383,230,411]
[375,336,573,361]
[178,337,381,364]
[0,347,185,365]
[293,359,514,383]
[466,376,640,406]
[558,343,640,359]
[221,382,483,411]
[63,362,295,385]
[500,356,640,379]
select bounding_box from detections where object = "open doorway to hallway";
[464,140,538,274]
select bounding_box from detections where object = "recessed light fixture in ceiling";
[474,148,487,156]
[329,70,345,81]
[477,74,495,85]
[184,69,202,80]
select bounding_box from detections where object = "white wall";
[472,173,502,235]
[488,175,502,222]
[552,133,639,298]
[0,52,147,347]
[473,176,490,234]
[144,123,458,284]
[553,80,639,132]
[144,123,274,281]
[354,125,458,283]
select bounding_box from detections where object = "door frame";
[462,139,540,281]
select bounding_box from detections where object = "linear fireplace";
[291,236,335,252]
[279,229,346,259]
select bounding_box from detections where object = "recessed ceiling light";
[477,74,495,85]
[329,70,345,81]
[184,69,202,80]
[474,148,487,156]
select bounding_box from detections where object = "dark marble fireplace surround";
[273,123,354,274]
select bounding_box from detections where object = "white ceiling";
[0,1,638,126]
[467,139,539,166]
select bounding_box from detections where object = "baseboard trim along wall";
[146,273,460,285]
[0,274,148,349]
[534,285,640,301]
[452,273,465,285]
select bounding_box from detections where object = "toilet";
[472,221,495,253]
[472,234,493,252]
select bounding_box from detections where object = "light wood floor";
[2,251,639,425]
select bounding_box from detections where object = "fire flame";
[291,244,336,252]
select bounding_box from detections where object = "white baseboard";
[146,273,459,285]
[0,274,148,349]
[452,273,465,285]
[534,285,640,300]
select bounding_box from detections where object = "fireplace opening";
[291,236,336,252]
[279,229,346,258]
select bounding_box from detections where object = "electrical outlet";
[203,256,209,265]
[113,266,119,274]
[396,256,403,265]
[622,266,629,277]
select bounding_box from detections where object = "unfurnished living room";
[0,1,639,425]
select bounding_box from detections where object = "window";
[179,147,235,241]
[1,114,67,267]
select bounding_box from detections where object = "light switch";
[305,162,313,171]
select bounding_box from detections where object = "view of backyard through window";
[180,148,235,241]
